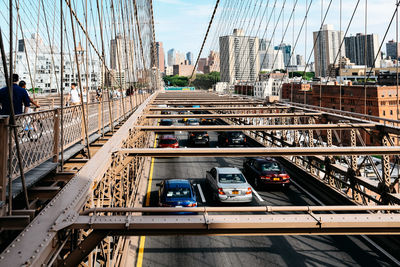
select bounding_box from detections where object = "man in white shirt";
[68,83,80,105]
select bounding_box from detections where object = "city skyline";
[154,0,399,64]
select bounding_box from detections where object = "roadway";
[137,122,392,267]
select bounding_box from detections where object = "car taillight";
[205,133,209,136]
[187,203,197,207]
[225,138,229,143]
[279,174,290,179]
[218,188,225,195]
[261,175,271,179]
[191,133,195,136]
[245,187,252,195]
[244,137,247,142]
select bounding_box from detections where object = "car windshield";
[188,119,198,123]
[159,139,176,144]
[261,162,281,172]
[160,120,173,126]
[218,173,246,183]
[165,187,191,198]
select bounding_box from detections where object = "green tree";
[192,71,220,90]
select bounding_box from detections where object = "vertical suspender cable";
[364,0,367,116]
[66,0,91,159]
[339,0,342,111]
[60,0,65,170]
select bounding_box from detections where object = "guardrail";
[0,93,149,181]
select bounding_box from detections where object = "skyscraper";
[386,39,400,60]
[153,41,165,72]
[296,54,305,66]
[274,43,292,67]
[219,29,259,83]
[186,52,193,65]
[167,49,176,67]
[313,24,344,77]
[110,34,135,82]
[345,33,380,68]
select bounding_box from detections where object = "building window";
[390,110,393,115]
[351,108,355,112]
[383,110,386,116]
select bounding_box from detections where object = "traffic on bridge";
[1,0,400,266]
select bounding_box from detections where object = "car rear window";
[261,162,281,171]
[159,138,177,144]
[228,132,244,138]
[219,173,246,183]
[166,187,191,198]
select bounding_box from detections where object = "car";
[217,131,246,146]
[158,135,179,148]
[182,111,193,122]
[159,119,173,126]
[200,117,216,125]
[206,167,252,203]
[158,179,197,212]
[188,131,209,146]
[243,158,290,188]
[186,118,200,126]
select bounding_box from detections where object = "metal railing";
[1,94,149,181]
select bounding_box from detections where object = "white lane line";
[251,186,264,202]
[197,184,206,203]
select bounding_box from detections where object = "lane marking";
[136,133,158,267]
[197,183,206,203]
[251,186,264,202]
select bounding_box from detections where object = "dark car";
[243,158,290,188]
[158,135,179,148]
[217,131,247,147]
[159,119,173,126]
[158,179,197,212]
[200,117,216,125]
[188,131,209,146]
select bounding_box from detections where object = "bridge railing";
[3,94,149,180]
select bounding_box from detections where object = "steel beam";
[63,213,400,235]
[150,106,289,111]
[145,112,322,119]
[61,230,109,267]
[137,123,376,132]
[80,205,400,215]
[118,147,400,157]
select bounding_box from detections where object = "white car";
[206,167,253,203]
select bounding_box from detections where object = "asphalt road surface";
[138,124,392,267]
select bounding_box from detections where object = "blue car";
[158,179,197,212]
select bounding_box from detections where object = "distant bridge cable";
[189,0,221,83]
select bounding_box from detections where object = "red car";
[158,135,179,148]
[243,158,290,188]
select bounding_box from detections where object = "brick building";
[281,83,312,104]
[311,84,400,120]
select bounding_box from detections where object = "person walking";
[67,83,80,105]
[18,80,40,110]
[0,73,31,115]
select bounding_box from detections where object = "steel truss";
[2,91,400,266]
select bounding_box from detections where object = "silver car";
[186,118,200,126]
[206,167,253,203]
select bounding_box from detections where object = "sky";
[153,0,400,62]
